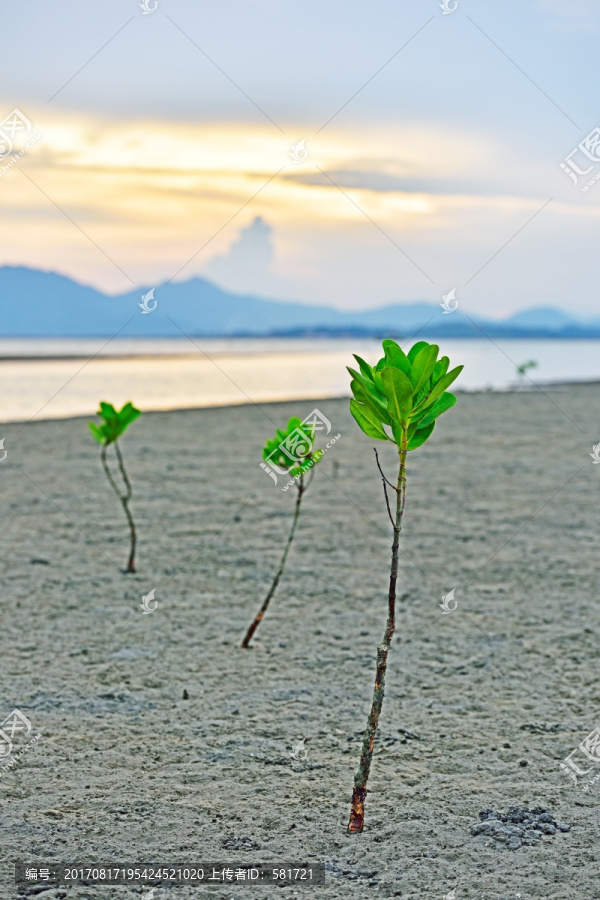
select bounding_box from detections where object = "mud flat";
[1,385,599,899]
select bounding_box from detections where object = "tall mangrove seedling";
[89,401,141,573]
[347,340,463,832]
[242,416,323,648]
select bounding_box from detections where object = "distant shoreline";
[0,341,598,425]
[2,381,600,428]
[2,332,600,362]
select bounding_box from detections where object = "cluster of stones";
[471,806,570,850]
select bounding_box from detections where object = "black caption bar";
[15,863,325,886]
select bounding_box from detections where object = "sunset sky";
[1,0,599,316]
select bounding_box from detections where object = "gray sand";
[1,386,599,899]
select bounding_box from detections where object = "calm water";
[0,337,599,423]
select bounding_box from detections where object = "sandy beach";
[2,385,600,899]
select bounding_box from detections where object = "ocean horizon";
[0,336,599,424]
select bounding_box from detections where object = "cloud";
[203,216,274,293]
[282,168,530,198]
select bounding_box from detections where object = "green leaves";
[349,377,392,426]
[407,341,428,363]
[353,354,375,381]
[409,344,438,394]
[381,339,410,376]
[348,339,463,452]
[89,401,141,445]
[417,366,463,412]
[381,367,412,424]
[407,421,435,451]
[262,415,322,478]
[418,391,457,428]
[350,400,388,441]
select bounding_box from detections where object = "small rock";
[398,728,421,741]
[471,806,569,850]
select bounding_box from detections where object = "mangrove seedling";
[516,359,538,386]
[242,416,323,648]
[347,339,463,832]
[89,401,141,573]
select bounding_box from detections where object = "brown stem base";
[241,605,266,648]
[348,644,389,832]
[348,785,367,833]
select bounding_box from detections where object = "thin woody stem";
[374,448,396,528]
[114,440,136,572]
[374,448,396,490]
[242,474,305,648]
[114,440,132,501]
[348,428,408,833]
[101,441,137,573]
[305,463,316,490]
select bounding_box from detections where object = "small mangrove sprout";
[516,359,538,387]
[89,401,141,573]
[242,416,323,648]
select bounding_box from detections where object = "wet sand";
[2,385,600,899]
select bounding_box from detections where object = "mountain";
[0,266,346,338]
[0,267,111,336]
[0,265,599,339]
[503,307,579,333]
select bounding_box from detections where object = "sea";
[0,337,599,423]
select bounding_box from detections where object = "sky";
[1,0,600,317]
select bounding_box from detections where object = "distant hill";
[0,265,599,339]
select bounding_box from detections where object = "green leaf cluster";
[263,416,322,477]
[89,401,141,445]
[348,340,463,451]
[517,359,537,376]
